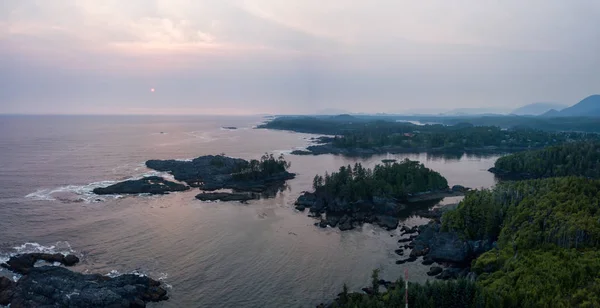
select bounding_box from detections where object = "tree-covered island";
[296,159,464,230]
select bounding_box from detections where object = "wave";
[104,269,171,289]
[25,169,176,204]
[0,241,79,281]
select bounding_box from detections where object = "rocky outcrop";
[0,253,169,307]
[1,253,80,274]
[145,155,295,202]
[196,192,257,202]
[410,223,495,265]
[427,266,443,276]
[294,192,404,231]
[488,167,534,180]
[93,176,189,195]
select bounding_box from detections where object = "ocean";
[0,115,499,307]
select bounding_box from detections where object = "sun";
[150,88,155,92]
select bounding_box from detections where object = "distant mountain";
[539,109,561,117]
[511,102,567,116]
[442,107,509,116]
[556,95,600,117]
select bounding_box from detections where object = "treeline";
[330,177,600,307]
[329,277,483,308]
[260,116,599,152]
[231,153,291,180]
[441,177,600,306]
[312,159,448,202]
[491,142,600,179]
[410,115,600,133]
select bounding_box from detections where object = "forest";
[329,177,600,307]
[259,116,599,154]
[490,141,600,179]
[312,159,448,202]
[231,153,292,180]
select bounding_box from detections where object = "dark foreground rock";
[1,253,80,274]
[410,222,495,265]
[196,192,257,202]
[93,176,189,195]
[427,266,443,276]
[0,253,168,307]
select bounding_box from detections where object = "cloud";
[0,0,599,114]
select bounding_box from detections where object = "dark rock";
[295,192,318,208]
[400,225,419,235]
[222,126,237,130]
[451,185,468,192]
[375,215,399,230]
[146,155,295,194]
[63,254,80,266]
[361,287,374,295]
[93,176,189,195]
[318,218,328,228]
[326,215,341,228]
[9,266,168,307]
[1,253,169,307]
[410,222,495,265]
[291,150,314,155]
[0,276,14,306]
[427,266,443,276]
[378,280,392,287]
[397,238,412,243]
[436,268,468,280]
[395,256,417,264]
[338,215,354,231]
[195,192,257,202]
[394,249,404,256]
[2,253,80,275]
[421,258,435,266]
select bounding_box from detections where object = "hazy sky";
[1,0,599,115]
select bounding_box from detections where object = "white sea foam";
[0,241,79,281]
[12,241,76,256]
[25,169,176,204]
[105,269,153,278]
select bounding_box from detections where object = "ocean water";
[0,115,500,307]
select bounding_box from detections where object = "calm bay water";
[0,115,499,307]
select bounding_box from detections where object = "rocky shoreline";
[291,143,527,157]
[92,154,295,202]
[0,253,168,307]
[296,188,466,231]
[488,167,534,180]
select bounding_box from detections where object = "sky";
[1,0,599,115]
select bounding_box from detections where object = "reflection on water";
[0,115,502,308]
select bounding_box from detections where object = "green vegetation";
[491,142,600,179]
[232,153,291,180]
[406,115,600,133]
[330,177,600,307]
[259,116,599,155]
[329,276,482,308]
[311,159,448,202]
[442,177,600,307]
